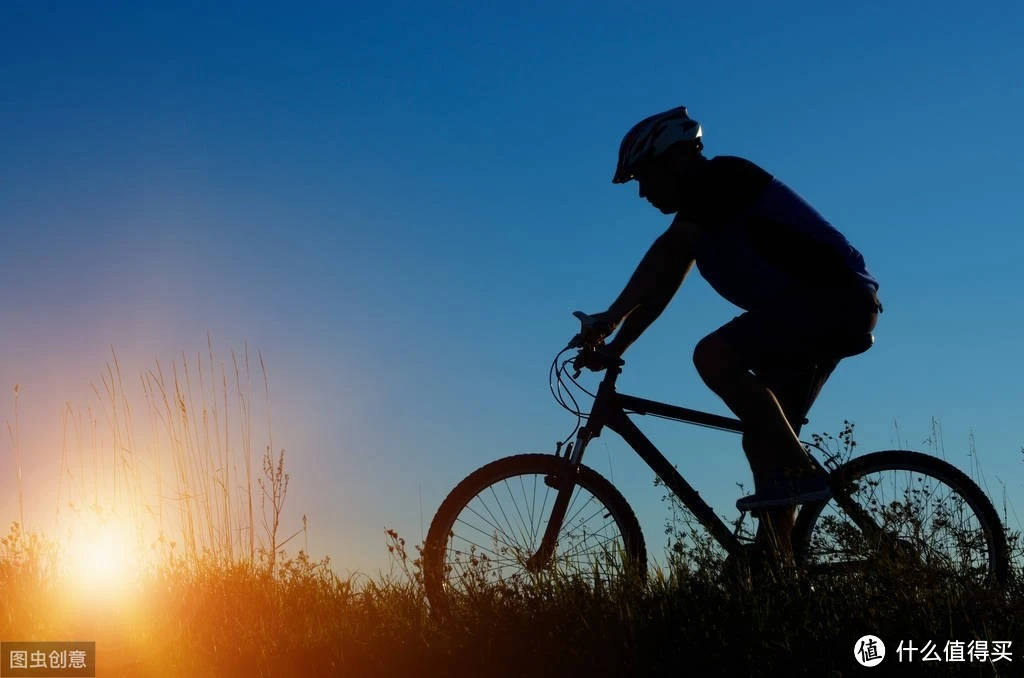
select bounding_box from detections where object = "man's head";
[613,106,705,214]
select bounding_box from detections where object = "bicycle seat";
[829,332,874,359]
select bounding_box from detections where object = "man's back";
[674,156,879,312]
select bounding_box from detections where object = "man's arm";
[603,219,699,356]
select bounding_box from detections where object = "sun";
[62,520,139,596]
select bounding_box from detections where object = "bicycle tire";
[793,450,1009,586]
[423,454,647,616]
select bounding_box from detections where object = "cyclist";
[576,105,881,560]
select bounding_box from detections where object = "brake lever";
[571,345,593,378]
[572,344,624,380]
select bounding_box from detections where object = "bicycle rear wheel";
[423,454,646,616]
[793,450,1009,586]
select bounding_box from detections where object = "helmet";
[612,106,703,184]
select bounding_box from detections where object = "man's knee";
[693,333,737,387]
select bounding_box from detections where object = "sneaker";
[736,470,832,511]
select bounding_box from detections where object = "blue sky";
[2,1,1023,575]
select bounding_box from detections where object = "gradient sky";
[3,1,1023,576]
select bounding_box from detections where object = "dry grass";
[1,521,1021,677]
[52,339,300,575]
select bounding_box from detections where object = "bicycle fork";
[526,429,595,572]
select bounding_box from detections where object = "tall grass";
[52,339,300,575]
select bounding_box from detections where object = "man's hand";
[571,310,619,347]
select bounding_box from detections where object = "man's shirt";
[673,156,879,312]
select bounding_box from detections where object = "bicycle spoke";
[461,500,525,554]
[519,472,541,547]
[486,481,530,549]
[508,474,538,547]
[453,514,522,556]
[559,531,625,564]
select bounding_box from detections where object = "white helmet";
[612,106,703,184]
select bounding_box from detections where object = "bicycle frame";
[532,361,759,564]
[540,360,827,569]
[582,363,756,557]
[533,359,887,572]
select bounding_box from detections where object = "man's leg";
[694,290,878,563]
[692,330,823,561]
[693,330,820,475]
[747,360,838,561]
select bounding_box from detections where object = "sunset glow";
[62,521,139,596]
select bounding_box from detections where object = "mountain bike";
[422,313,1009,616]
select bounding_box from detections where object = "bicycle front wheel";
[423,454,647,616]
[793,450,1009,586]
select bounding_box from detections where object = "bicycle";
[422,312,1010,616]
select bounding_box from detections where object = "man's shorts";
[707,286,881,432]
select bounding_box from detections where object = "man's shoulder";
[706,155,774,188]
[690,156,774,223]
